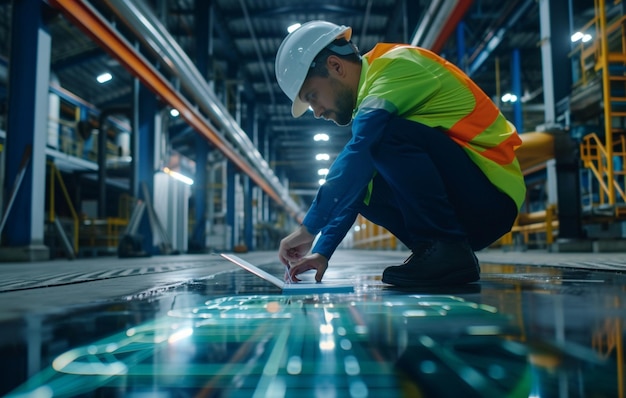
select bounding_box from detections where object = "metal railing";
[571,0,626,216]
[580,133,626,208]
[352,215,397,250]
[48,161,79,254]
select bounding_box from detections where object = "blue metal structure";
[3,0,51,259]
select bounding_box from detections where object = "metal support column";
[226,162,236,251]
[1,0,51,260]
[554,131,584,242]
[244,176,254,251]
[191,135,209,252]
[539,0,572,126]
[134,81,158,254]
[242,99,256,251]
[512,48,523,131]
[258,117,269,223]
[189,0,211,253]
[98,106,131,218]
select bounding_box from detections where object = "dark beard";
[331,80,354,126]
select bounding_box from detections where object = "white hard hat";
[275,21,352,117]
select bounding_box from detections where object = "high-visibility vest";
[358,43,526,209]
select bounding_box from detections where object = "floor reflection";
[2,262,625,397]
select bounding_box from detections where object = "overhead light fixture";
[501,93,518,103]
[170,109,180,117]
[163,167,194,185]
[287,23,301,33]
[318,168,329,176]
[571,31,592,43]
[318,179,326,185]
[316,153,330,161]
[96,72,112,83]
[314,133,329,141]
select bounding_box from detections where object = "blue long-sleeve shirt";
[304,105,393,259]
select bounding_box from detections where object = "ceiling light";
[318,179,326,185]
[96,72,112,83]
[501,93,518,103]
[571,31,583,42]
[163,167,194,185]
[318,168,329,176]
[571,31,592,43]
[287,23,301,33]
[316,153,330,161]
[170,109,180,117]
[314,133,329,141]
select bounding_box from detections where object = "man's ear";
[326,55,344,77]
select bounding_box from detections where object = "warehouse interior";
[2,0,626,396]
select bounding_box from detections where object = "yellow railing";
[592,295,625,398]
[352,215,397,250]
[49,160,133,255]
[48,161,79,253]
[80,217,128,251]
[570,0,626,215]
[580,132,626,207]
[498,204,558,248]
[80,195,131,253]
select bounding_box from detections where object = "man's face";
[298,75,354,126]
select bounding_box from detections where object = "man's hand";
[278,225,315,265]
[285,253,329,283]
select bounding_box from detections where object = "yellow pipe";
[516,132,555,171]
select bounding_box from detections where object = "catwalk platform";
[1,248,626,397]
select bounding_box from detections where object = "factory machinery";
[357,0,626,253]
[2,1,626,259]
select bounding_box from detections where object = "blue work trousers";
[357,118,518,251]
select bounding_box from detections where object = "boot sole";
[382,266,480,287]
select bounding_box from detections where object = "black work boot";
[382,240,480,287]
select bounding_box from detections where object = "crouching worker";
[275,21,525,287]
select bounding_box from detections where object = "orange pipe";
[48,0,296,217]
[431,0,474,54]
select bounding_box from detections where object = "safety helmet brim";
[292,96,309,117]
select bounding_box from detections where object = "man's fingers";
[315,267,327,282]
[290,261,315,278]
[286,266,302,282]
[279,254,290,266]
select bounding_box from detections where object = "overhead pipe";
[410,0,473,53]
[359,0,374,44]
[47,0,303,221]
[102,0,289,206]
[411,0,445,46]
[466,0,533,77]
[238,0,275,105]
[429,0,473,54]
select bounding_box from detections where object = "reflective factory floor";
[2,249,626,397]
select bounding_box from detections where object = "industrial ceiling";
[0,0,598,213]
